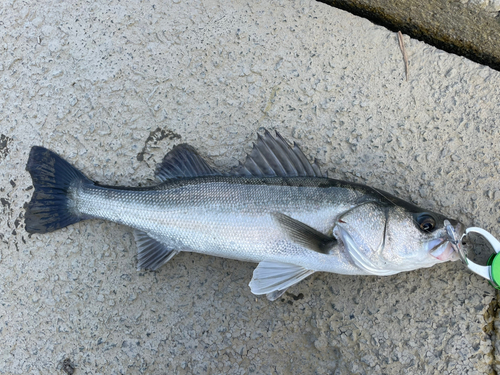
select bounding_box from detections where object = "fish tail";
[25,146,93,234]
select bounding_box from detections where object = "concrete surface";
[319,0,500,71]
[1,0,500,374]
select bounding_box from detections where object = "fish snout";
[429,220,465,262]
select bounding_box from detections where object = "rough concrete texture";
[463,0,500,13]
[319,0,500,71]
[1,0,500,374]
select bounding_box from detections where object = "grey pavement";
[320,0,500,71]
[1,0,500,374]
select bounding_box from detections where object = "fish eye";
[417,214,436,232]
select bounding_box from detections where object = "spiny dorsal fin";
[273,213,337,254]
[134,230,179,270]
[249,261,315,301]
[231,130,323,178]
[155,144,220,182]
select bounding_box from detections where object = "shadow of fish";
[25,130,463,300]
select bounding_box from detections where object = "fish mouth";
[430,241,460,261]
[429,221,465,262]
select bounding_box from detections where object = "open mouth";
[429,220,465,262]
[430,241,459,261]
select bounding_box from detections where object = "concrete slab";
[1,0,499,373]
[319,0,500,71]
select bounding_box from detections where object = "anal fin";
[133,230,179,271]
[249,261,315,301]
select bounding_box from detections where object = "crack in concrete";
[0,134,12,161]
[484,291,499,374]
[136,128,182,162]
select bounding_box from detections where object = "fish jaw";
[429,221,464,262]
[430,242,460,262]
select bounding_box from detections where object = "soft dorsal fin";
[231,130,323,178]
[155,144,220,182]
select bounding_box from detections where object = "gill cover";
[335,202,400,275]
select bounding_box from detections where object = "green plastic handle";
[465,227,500,288]
[487,254,500,290]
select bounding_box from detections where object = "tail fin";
[25,146,93,234]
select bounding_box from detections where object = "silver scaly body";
[75,177,361,274]
[25,130,464,300]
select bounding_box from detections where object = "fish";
[24,130,464,301]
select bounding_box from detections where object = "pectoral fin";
[273,213,337,254]
[249,261,315,301]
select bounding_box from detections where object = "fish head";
[335,200,464,275]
